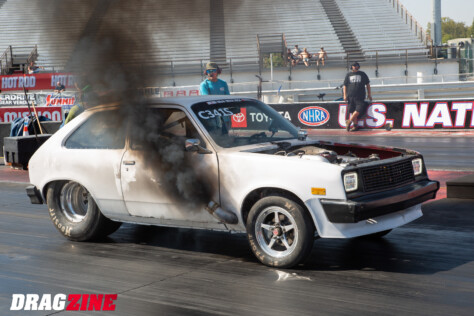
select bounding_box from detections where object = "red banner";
[0,73,75,92]
[0,106,63,123]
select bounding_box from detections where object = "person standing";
[343,62,372,131]
[199,62,230,95]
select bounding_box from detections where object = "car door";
[120,106,224,229]
[62,109,128,218]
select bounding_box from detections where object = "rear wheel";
[46,181,121,241]
[246,196,314,268]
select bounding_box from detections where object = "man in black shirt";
[343,62,372,131]
[54,81,66,93]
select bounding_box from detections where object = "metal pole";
[270,53,273,82]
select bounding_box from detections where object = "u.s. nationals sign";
[0,106,62,123]
[269,100,474,129]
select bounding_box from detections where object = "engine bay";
[251,140,416,167]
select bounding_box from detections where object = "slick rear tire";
[246,196,315,268]
[46,181,122,241]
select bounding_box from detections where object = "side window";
[65,110,126,149]
[130,108,203,150]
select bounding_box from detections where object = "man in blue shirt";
[200,62,230,95]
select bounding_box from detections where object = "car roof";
[149,95,256,108]
[88,95,257,112]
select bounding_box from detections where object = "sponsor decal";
[10,294,117,311]
[45,94,76,107]
[0,106,62,123]
[231,108,247,128]
[298,106,330,126]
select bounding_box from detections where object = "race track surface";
[0,133,473,315]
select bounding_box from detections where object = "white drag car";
[27,96,439,268]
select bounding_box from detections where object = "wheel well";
[42,180,68,202]
[241,188,311,225]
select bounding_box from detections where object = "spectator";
[199,62,230,95]
[54,81,66,94]
[27,61,43,74]
[343,62,372,132]
[287,48,298,66]
[300,48,312,67]
[291,45,302,65]
[317,47,327,66]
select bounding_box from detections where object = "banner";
[269,100,474,129]
[159,87,199,97]
[0,93,36,106]
[0,73,75,91]
[0,106,63,123]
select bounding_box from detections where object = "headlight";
[412,158,423,175]
[344,172,358,192]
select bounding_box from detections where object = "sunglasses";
[206,69,217,74]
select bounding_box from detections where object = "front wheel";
[46,181,122,241]
[246,196,315,268]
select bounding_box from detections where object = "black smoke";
[43,0,216,209]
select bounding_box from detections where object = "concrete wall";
[150,59,459,89]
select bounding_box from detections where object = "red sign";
[161,89,199,97]
[0,106,62,123]
[0,73,75,91]
[231,108,247,128]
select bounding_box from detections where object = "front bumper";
[26,185,44,204]
[320,180,439,223]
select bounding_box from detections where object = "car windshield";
[191,99,299,148]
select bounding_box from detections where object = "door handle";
[123,160,136,166]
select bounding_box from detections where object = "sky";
[398,0,474,29]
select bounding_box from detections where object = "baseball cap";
[351,62,360,68]
[206,62,219,70]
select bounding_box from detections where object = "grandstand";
[0,0,469,100]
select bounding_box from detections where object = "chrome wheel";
[255,206,298,258]
[59,182,89,223]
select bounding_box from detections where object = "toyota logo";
[233,112,245,122]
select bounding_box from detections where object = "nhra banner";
[0,106,62,123]
[269,100,474,129]
[0,73,75,91]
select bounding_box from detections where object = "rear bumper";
[26,185,43,204]
[320,180,439,223]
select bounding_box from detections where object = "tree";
[441,17,469,42]
[427,18,472,43]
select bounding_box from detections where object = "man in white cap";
[200,62,230,95]
[343,62,372,131]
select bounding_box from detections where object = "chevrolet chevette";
[27,96,439,268]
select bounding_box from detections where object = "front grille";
[361,160,415,193]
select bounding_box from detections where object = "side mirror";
[185,139,212,154]
[297,129,308,141]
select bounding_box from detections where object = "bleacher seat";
[0,0,428,73]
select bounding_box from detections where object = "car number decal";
[198,108,234,119]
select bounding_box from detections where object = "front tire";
[46,181,121,241]
[246,196,315,268]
